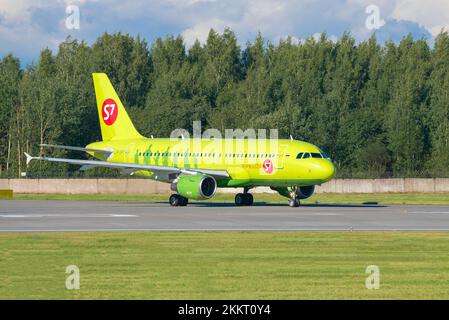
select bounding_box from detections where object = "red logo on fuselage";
[262,159,273,174]
[102,98,118,126]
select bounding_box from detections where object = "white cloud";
[391,0,449,37]
[0,0,447,64]
[239,0,287,36]
[0,1,63,62]
[0,0,87,23]
[167,0,217,7]
[311,32,338,43]
[180,0,290,46]
[0,0,38,25]
[181,18,228,47]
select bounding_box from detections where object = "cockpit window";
[296,152,304,159]
[302,153,311,159]
[318,148,330,159]
[311,153,322,158]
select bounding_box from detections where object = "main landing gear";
[235,187,254,206]
[169,194,189,207]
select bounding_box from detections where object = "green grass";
[1,232,449,299]
[12,192,449,205]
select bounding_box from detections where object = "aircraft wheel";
[288,198,300,207]
[169,194,181,206]
[179,196,189,206]
[245,193,254,206]
[235,193,246,206]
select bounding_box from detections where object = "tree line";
[0,29,448,178]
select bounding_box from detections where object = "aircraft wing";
[24,153,229,181]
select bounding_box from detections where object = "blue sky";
[0,0,447,65]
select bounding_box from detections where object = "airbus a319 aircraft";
[25,73,335,207]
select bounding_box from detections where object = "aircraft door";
[274,144,288,170]
[126,143,136,163]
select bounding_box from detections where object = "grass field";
[13,192,449,205]
[1,231,449,299]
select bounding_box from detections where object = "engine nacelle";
[296,185,315,199]
[171,174,217,200]
[271,186,315,199]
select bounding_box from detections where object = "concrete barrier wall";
[0,178,448,194]
[1,179,171,195]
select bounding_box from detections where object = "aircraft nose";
[321,160,335,182]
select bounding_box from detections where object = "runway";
[1,200,449,232]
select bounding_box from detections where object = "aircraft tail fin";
[92,73,143,141]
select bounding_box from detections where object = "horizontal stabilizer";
[24,152,34,166]
[39,144,113,156]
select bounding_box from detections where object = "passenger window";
[311,153,322,158]
[303,153,311,159]
[296,152,303,159]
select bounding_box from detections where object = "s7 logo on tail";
[102,98,118,126]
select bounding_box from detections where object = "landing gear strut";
[235,187,254,206]
[169,194,189,207]
[288,198,300,207]
[288,186,300,207]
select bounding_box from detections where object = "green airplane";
[25,73,335,207]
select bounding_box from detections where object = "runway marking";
[0,215,26,218]
[109,214,137,217]
[300,213,343,216]
[215,213,344,216]
[408,211,449,214]
[1,228,449,232]
[0,214,137,218]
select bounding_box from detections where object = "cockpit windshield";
[297,152,327,159]
[319,150,330,159]
[297,151,331,160]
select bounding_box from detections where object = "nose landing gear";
[288,186,301,207]
[288,198,300,207]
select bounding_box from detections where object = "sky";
[0,0,448,65]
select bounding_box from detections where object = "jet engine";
[171,174,217,200]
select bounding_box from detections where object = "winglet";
[24,152,34,165]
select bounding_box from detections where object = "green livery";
[87,138,334,188]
